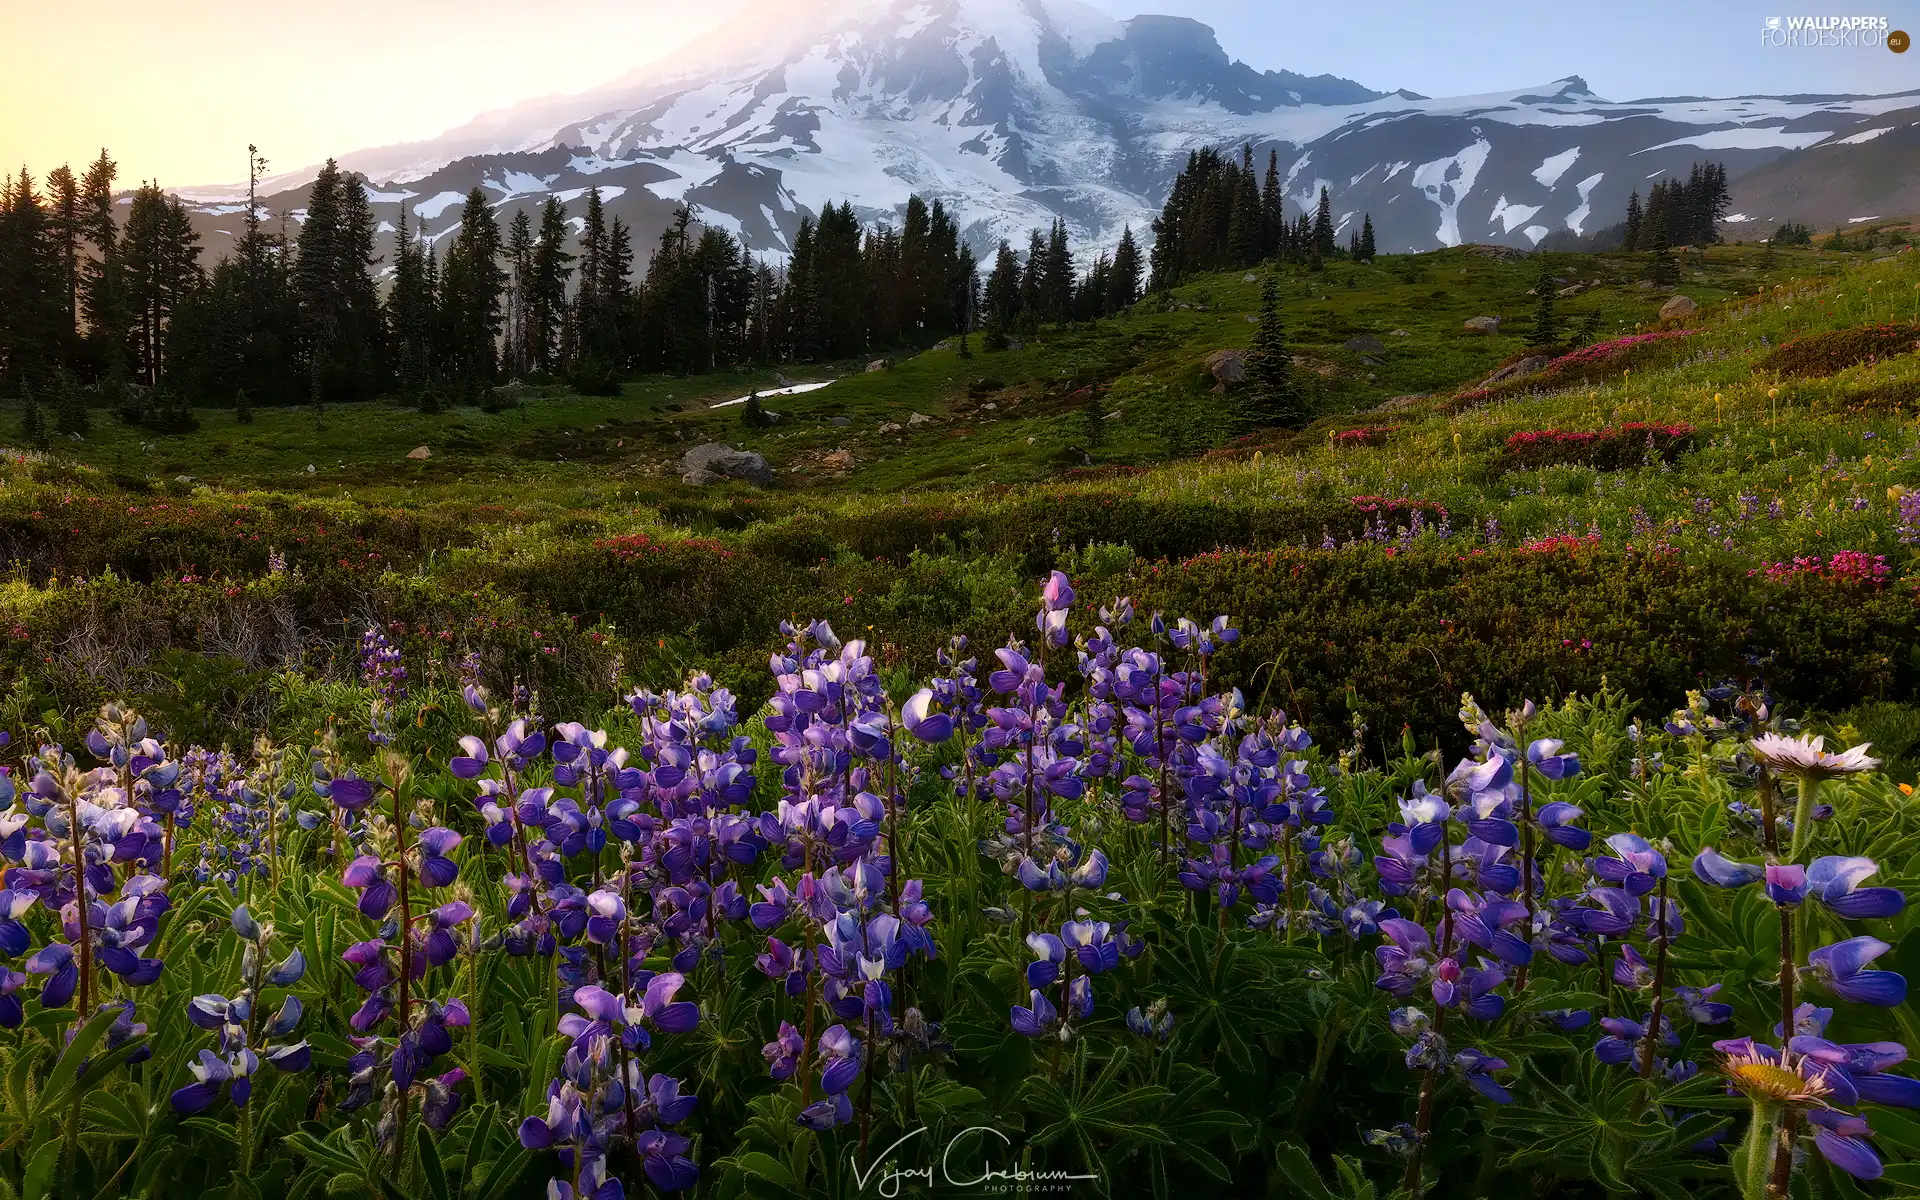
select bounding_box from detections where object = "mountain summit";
[172,0,1920,263]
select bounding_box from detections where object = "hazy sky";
[7,0,1914,188]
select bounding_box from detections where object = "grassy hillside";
[45,241,1862,494]
[3,238,1917,756]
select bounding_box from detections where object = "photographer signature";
[848,1126,1101,1197]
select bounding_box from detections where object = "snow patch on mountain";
[1835,126,1893,145]
[1566,171,1604,234]
[1532,147,1580,188]
[1411,138,1492,247]
[1488,195,1543,235]
[412,191,467,221]
[1634,126,1833,154]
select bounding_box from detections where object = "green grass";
[2,238,1915,736]
[34,241,1868,499]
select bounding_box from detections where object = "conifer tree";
[1623,190,1643,252]
[54,368,89,436]
[45,165,81,342]
[1248,275,1300,427]
[293,160,345,410]
[983,239,1023,335]
[235,387,251,424]
[386,205,434,398]
[121,184,203,388]
[1531,264,1560,350]
[1645,203,1676,285]
[530,197,574,374]
[1108,225,1142,312]
[20,381,44,445]
[1261,149,1284,258]
[335,173,381,399]
[1042,219,1074,324]
[1019,228,1046,330]
[0,169,62,390]
[1358,214,1376,263]
[1227,144,1263,266]
[79,149,129,381]
[1312,186,1335,260]
[504,208,535,377]
[441,188,505,393]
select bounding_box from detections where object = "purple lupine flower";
[1806,937,1907,1006]
[1592,833,1666,896]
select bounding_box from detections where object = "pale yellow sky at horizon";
[2,0,740,188]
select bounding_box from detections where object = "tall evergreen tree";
[811,203,866,358]
[293,160,345,412]
[1531,263,1560,349]
[1312,186,1336,260]
[983,239,1023,335]
[1260,149,1284,259]
[335,173,382,399]
[1623,190,1643,252]
[1018,228,1047,330]
[120,183,202,387]
[441,188,505,392]
[1108,225,1142,313]
[45,165,80,344]
[79,149,129,384]
[530,197,574,374]
[1247,275,1300,427]
[504,208,535,378]
[0,170,62,390]
[1227,144,1263,265]
[1358,214,1376,263]
[385,205,433,397]
[1042,219,1074,324]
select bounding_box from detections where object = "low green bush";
[1758,323,1920,378]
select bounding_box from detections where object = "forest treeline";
[0,141,1379,416]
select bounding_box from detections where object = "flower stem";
[1737,1101,1779,1200]
[1789,774,1819,862]
[1754,762,1780,858]
[1638,875,1671,1081]
[392,777,413,1171]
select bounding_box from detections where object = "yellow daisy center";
[1724,1055,1828,1104]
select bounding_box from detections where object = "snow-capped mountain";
[167,0,1920,263]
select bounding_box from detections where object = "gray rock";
[1204,349,1248,386]
[878,422,902,433]
[680,443,773,487]
[907,412,934,426]
[866,359,888,373]
[680,469,727,486]
[1343,334,1387,354]
[1659,295,1699,320]
[1389,329,1412,337]
[1480,354,1552,386]
[831,416,851,427]
[1463,316,1501,334]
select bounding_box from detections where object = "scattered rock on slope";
[1205,350,1247,386]
[680,443,773,487]
[1659,295,1699,320]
